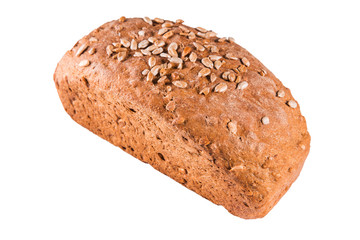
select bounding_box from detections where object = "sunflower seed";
[210,45,219,53]
[228,37,235,43]
[188,32,196,39]
[241,57,250,67]
[106,45,114,56]
[119,16,126,22]
[276,90,285,98]
[133,51,143,57]
[166,101,176,112]
[235,75,242,83]
[138,40,150,49]
[120,39,130,48]
[210,73,217,82]
[238,65,247,73]
[170,57,183,64]
[88,47,96,55]
[141,49,151,56]
[261,116,270,125]
[160,53,171,58]
[189,52,197,62]
[206,31,217,38]
[157,76,168,83]
[163,31,174,39]
[154,40,165,47]
[162,22,174,28]
[179,25,190,33]
[151,65,161,76]
[146,72,154,82]
[259,69,267,76]
[89,37,98,42]
[148,37,157,43]
[218,37,227,42]
[138,30,145,37]
[209,55,222,61]
[227,121,237,134]
[287,100,297,108]
[196,32,206,38]
[214,60,223,70]
[173,81,188,88]
[117,51,127,62]
[142,69,149,75]
[228,72,236,82]
[225,53,239,60]
[130,39,137,50]
[168,42,178,50]
[199,87,210,95]
[237,81,248,90]
[193,42,205,51]
[152,47,163,55]
[148,56,156,68]
[76,44,88,56]
[198,68,211,77]
[143,17,153,25]
[78,59,90,67]
[153,18,164,24]
[158,28,169,36]
[201,57,213,68]
[181,46,192,58]
[168,42,178,57]
[176,19,184,24]
[222,71,230,80]
[214,82,228,93]
[146,44,157,52]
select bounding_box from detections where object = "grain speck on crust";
[166,101,176,112]
[261,116,270,125]
[287,100,298,108]
[78,59,90,67]
[276,90,285,98]
[227,121,237,135]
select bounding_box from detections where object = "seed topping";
[287,100,297,108]
[214,82,228,93]
[261,116,270,125]
[173,81,188,88]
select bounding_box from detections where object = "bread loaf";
[54,17,310,219]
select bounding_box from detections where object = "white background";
[1,0,359,239]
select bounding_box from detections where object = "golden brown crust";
[53,17,310,219]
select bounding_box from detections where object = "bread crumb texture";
[54,17,310,219]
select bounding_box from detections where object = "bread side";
[54,17,310,219]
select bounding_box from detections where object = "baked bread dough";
[54,17,310,219]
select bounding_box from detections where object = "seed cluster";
[73,17,299,130]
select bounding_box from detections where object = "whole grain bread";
[54,17,310,219]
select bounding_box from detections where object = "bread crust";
[54,17,310,219]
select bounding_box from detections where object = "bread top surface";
[61,17,310,205]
